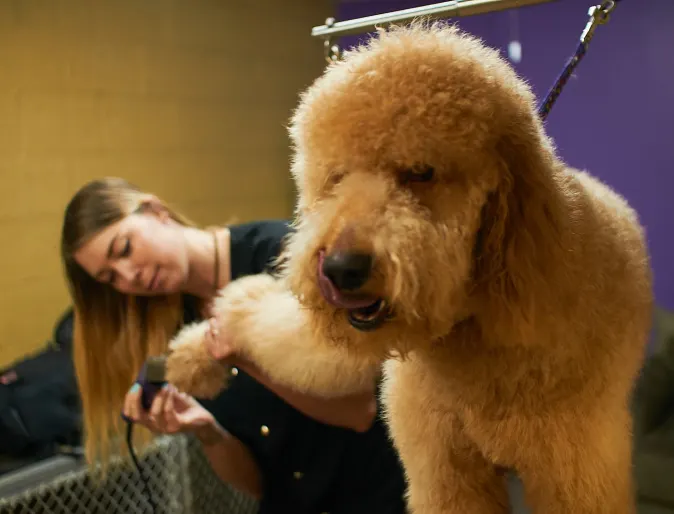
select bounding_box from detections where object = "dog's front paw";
[165,322,229,399]
[164,275,278,399]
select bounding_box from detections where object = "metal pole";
[312,0,556,39]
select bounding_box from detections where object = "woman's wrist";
[193,418,225,447]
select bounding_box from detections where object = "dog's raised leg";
[382,359,510,514]
[518,406,636,514]
[168,273,382,398]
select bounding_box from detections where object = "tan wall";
[0,0,333,367]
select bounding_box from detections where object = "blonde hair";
[61,177,193,469]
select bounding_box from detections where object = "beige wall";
[0,0,333,366]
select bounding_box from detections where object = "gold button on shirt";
[228,368,272,438]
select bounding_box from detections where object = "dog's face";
[284,23,555,358]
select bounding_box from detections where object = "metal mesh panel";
[0,435,259,514]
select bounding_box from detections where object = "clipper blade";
[144,355,167,384]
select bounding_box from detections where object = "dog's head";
[283,22,563,357]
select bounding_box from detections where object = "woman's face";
[74,206,190,296]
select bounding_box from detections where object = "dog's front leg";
[168,274,381,398]
[382,359,510,514]
[518,404,636,514]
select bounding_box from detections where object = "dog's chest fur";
[381,326,574,468]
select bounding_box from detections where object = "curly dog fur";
[166,23,653,514]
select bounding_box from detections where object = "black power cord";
[121,356,168,514]
[126,420,157,513]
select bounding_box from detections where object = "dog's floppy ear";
[473,123,563,325]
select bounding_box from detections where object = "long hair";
[61,177,192,469]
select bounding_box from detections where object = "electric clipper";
[121,355,168,422]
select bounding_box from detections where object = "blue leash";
[538,0,620,120]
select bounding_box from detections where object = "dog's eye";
[324,171,345,191]
[399,165,435,185]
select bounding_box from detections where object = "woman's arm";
[193,421,263,499]
[125,385,262,498]
[234,357,378,432]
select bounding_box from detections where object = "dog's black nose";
[322,251,373,291]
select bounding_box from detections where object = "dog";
[167,22,653,514]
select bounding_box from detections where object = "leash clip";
[581,0,616,45]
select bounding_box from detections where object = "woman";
[60,177,407,514]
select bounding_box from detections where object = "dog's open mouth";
[317,253,391,332]
[347,298,389,331]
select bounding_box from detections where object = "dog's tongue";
[317,252,379,310]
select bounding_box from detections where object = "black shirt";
[185,220,407,514]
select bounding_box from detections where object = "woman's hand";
[122,383,216,438]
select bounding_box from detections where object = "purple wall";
[336,0,674,310]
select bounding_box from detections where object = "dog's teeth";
[351,300,386,322]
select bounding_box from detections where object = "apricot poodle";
[167,22,653,514]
